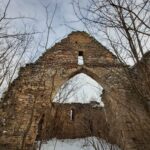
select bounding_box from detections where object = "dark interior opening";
[36,114,45,140]
[70,108,75,121]
[78,51,83,56]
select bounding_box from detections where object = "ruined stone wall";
[37,103,107,140]
[0,31,149,150]
[131,51,150,112]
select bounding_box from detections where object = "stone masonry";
[0,31,150,150]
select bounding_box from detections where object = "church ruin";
[0,31,150,150]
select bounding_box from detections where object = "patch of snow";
[100,101,105,107]
[92,104,101,108]
[37,137,120,150]
[2,130,7,134]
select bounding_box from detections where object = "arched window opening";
[78,51,84,65]
[53,73,104,107]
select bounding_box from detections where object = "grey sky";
[7,0,85,48]
[1,0,109,61]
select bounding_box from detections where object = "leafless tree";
[72,0,150,107]
[0,0,39,98]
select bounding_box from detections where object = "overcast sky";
[4,0,109,54]
[6,0,86,48]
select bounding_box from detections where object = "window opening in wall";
[78,51,84,65]
[53,73,104,106]
[69,108,75,121]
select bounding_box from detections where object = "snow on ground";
[37,137,120,150]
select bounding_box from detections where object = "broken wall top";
[34,31,121,68]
